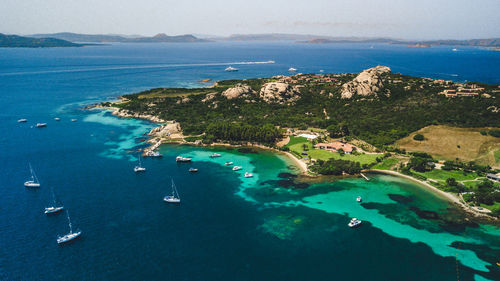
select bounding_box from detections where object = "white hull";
[225,162,233,166]
[57,231,82,244]
[176,156,192,162]
[24,181,40,188]
[348,218,362,228]
[134,166,146,172]
[36,123,47,127]
[232,166,242,171]
[164,196,181,203]
[244,172,253,178]
[45,206,64,214]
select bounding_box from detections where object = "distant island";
[30,32,208,43]
[0,33,83,48]
[94,66,500,218]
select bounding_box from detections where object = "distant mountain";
[0,33,82,48]
[213,33,500,48]
[31,32,208,43]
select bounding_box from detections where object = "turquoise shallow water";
[0,42,499,280]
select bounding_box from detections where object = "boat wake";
[0,61,276,77]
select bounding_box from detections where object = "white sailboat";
[134,154,146,172]
[57,210,82,244]
[225,66,238,72]
[45,186,64,214]
[164,179,181,203]
[24,163,40,188]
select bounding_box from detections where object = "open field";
[286,136,381,165]
[371,157,400,170]
[396,125,500,167]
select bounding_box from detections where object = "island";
[95,66,500,218]
[0,33,83,48]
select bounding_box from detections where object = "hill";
[0,33,82,48]
[31,32,208,43]
[104,66,500,148]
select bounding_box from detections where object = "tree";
[446,177,457,187]
[413,134,424,141]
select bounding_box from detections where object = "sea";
[0,42,499,281]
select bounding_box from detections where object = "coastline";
[92,103,496,219]
[368,169,496,220]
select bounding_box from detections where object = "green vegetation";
[203,122,281,145]
[371,157,399,170]
[413,134,424,141]
[489,129,500,138]
[310,159,362,175]
[285,136,380,165]
[412,169,479,182]
[115,73,500,147]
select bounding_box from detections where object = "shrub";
[488,130,500,138]
[480,131,487,136]
[413,134,424,141]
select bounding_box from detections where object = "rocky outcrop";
[112,109,165,123]
[202,92,217,102]
[340,66,391,99]
[259,82,301,104]
[221,84,256,99]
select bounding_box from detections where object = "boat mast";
[66,210,73,234]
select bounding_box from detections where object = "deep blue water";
[0,42,499,281]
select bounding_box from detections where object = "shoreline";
[91,103,496,219]
[368,169,496,220]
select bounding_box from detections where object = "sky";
[1,0,500,40]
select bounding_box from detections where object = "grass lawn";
[286,136,381,165]
[412,169,480,182]
[371,157,399,170]
[480,202,500,214]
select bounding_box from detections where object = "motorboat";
[36,123,47,128]
[225,162,233,166]
[24,163,40,188]
[232,166,242,171]
[189,168,198,172]
[210,153,221,158]
[18,119,27,123]
[288,67,297,72]
[244,172,253,178]
[45,206,64,214]
[176,156,192,162]
[71,119,77,122]
[146,151,162,157]
[348,218,362,228]
[225,66,238,72]
[164,179,181,203]
[356,196,362,202]
[54,118,60,121]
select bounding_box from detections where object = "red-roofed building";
[314,142,356,154]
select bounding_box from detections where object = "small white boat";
[210,153,221,158]
[244,172,253,178]
[36,123,47,128]
[24,163,40,188]
[54,117,60,121]
[146,151,162,157]
[189,168,198,172]
[134,154,146,172]
[45,186,64,214]
[57,210,81,244]
[348,218,362,228]
[18,119,27,123]
[45,206,64,214]
[225,66,238,72]
[452,48,458,52]
[232,166,242,171]
[71,119,77,122]
[176,156,192,162]
[319,70,324,73]
[267,60,276,63]
[225,162,233,166]
[288,67,297,72]
[356,196,362,202]
[164,179,181,203]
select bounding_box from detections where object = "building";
[314,142,356,154]
[486,173,500,182]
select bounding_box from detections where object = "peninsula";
[97,66,500,217]
[0,33,83,48]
